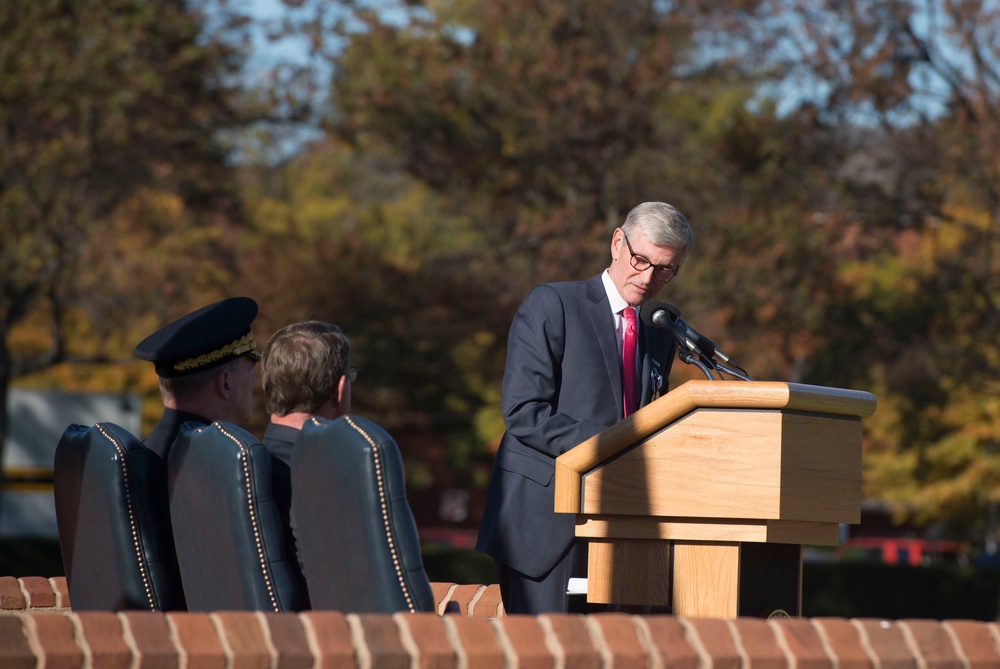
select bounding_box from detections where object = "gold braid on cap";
[172,332,257,372]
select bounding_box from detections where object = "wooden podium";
[554,380,876,618]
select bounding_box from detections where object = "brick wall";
[3,576,1000,668]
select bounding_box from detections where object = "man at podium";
[476,202,694,613]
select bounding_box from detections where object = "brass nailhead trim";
[96,423,156,611]
[344,416,417,612]
[214,422,280,612]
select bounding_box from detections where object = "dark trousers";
[494,540,593,614]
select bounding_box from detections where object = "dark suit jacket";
[476,273,676,578]
[262,422,310,607]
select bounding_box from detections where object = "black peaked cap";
[135,297,261,378]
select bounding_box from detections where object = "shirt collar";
[601,269,630,315]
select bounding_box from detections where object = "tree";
[325,0,729,293]
[733,0,1000,534]
[0,0,251,470]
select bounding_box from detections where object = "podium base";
[673,540,801,618]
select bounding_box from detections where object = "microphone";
[640,301,731,363]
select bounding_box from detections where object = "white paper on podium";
[567,577,588,595]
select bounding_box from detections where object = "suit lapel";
[584,275,623,418]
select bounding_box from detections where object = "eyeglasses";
[623,233,679,282]
[348,367,358,382]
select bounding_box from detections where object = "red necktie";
[622,307,638,416]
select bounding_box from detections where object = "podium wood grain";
[554,380,876,616]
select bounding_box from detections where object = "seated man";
[258,320,354,592]
[134,296,261,460]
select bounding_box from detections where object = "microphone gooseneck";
[640,301,752,381]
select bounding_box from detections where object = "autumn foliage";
[2,0,998,539]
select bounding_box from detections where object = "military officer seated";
[134,296,262,461]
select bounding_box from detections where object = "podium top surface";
[555,380,876,478]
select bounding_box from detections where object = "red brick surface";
[213,611,272,669]
[899,619,964,669]
[431,582,458,614]
[28,613,83,669]
[641,615,701,669]
[443,615,505,669]
[3,577,1000,669]
[589,613,649,667]
[854,618,920,669]
[539,613,601,669]
[683,617,742,669]
[122,611,181,669]
[76,611,132,669]
[21,575,57,609]
[300,610,356,669]
[355,612,410,669]
[770,618,833,669]
[0,615,35,669]
[943,620,1000,669]
[0,575,26,610]
[812,617,873,669]
[471,584,505,617]
[496,615,555,669]
[168,612,227,669]
[262,612,314,669]
[52,577,70,608]
[730,618,786,669]
[398,612,458,669]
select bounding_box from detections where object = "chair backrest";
[53,422,185,611]
[291,415,435,613]
[168,421,306,612]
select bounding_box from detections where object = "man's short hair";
[159,357,241,404]
[621,201,693,253]
[261,321,350,417]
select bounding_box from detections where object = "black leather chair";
[53,422,185,611]
[168,420,306,612]
[291,415,435,613]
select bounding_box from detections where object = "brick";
[122,611,181,669]
[300,611,356,669]
[588,613,648,667]
[52,578,71,609]
[262,612,314,669]
[21,576,57,609]
[730,618,786,669]
[397,612,458,669]
[355,613,410,669]
[432,583,458,615]
[641,615,700,669]
[448,584,486,617]
[539,614,600,669]
[76,611,132,669]
[29,613,83,669]
[473,585,505,618]
[899,620,963,669]
[770,618,833,669]
[0,576,27,610]
[444,615,505,669]
[0,616,35,669]
[682,617,741,669]
[168,612,226,669]
[811,618,872,669]
[495,615,555,669]
[853,619,918,669]
[943,620,1000,669]
[212,611,271,669]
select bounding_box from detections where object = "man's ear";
[217,368,232,399]
[335,374,347,409]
